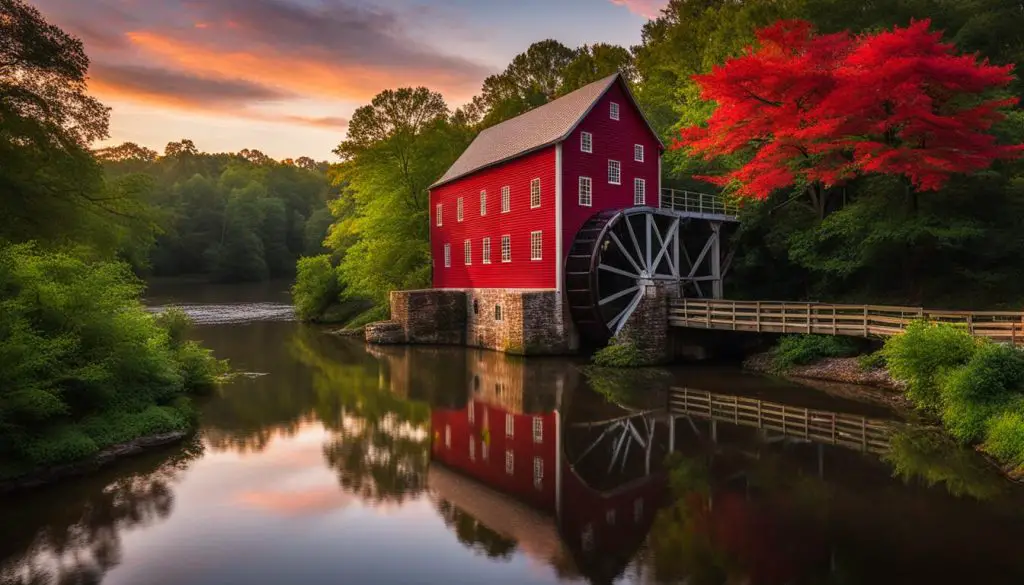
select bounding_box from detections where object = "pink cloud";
[609,0,667,19]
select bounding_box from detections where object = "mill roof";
[430,72,663,189]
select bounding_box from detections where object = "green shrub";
[983,409,1024,471]
[155,306,192,348]
[883,321,978,412]
[19,428,98,466]
[858,350,887,371]
[771,334,859,371]
[291,255,342,321]
[593,340,645,367]
[344,304,390,330]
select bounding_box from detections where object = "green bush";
[858,350,887,371]
[0,243,223,473]
[593,340,645,367]
[938,343,1024,443]
[982,409,1024,471]
[291,255,342,321]
[343,304,390,330]
[883,321,978,412]
[771,334,859,371]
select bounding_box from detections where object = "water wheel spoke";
[609,231,643,275]
[598,263,640,279]
[599,285,640,307]
[624,216,647,272]
[608,288,644,333]
[651,218,679,277]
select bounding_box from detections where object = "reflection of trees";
[434,500,518,559]
[0,439,203,585]
[884,426,1006,501]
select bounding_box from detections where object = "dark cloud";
[89,63,294,105]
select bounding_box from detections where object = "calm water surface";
[4,280,1024,585]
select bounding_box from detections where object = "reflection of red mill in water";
[428,350,667,579]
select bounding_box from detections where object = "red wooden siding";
[559,81,662,266]
[431,403,558,513]
[430,147,557,289]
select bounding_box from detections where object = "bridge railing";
[660,188,740,218]
[669,387,894,453]
[669,299,1024,345]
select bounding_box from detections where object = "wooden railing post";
[756,301,761,332]
[863,307,869,337]
[807,302,812,334]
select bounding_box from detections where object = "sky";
[33,0,669,161]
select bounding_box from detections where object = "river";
[3,280,1024,585]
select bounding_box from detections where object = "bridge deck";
[669,298,1024,345]
[668,387,894,454]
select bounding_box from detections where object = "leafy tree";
[471,40,578,128]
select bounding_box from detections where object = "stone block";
[365,320,405,345]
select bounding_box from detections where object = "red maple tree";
[677,19,1023,216]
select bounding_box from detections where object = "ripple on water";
[148,302,295,325]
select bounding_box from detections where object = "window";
[634,144,644,162]
[482,237,491,264]
[578,176,592,207]
[473,299,479,315]
[468,400,475,423]
[606,509,616,525]
[533,457,543,489]
[457,197,464,222]
[464,240,472,265]
[532,417,544,443]
[633,498,644,523]
[482,441,489,461]
[501,235,511,263]
[610,101,620,120]
[444,425,451,449]
[634,178,646,206]
[505,450,514,474]
[435,203,442,226]
[469,439,475,461]
[581,131,593,153]
[608,160,621,185]
[531,231,542,261]
[530,178,541,208]
[443,244,451,268]
[495,304,503,321]
[501,186,510,213]
[480,190,487,216]
[505,413,514,438]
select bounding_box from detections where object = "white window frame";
[505,413,514,438]
[482,237,491,264]
[482,440,489,461]
[505,450,514,474]
[443,244,451,268]
[610,102,620,120]
[530,178,541,209]
[634,178,646,206]
[457,197,464,222]
[469,438,475,461]
[581,131,593,154]
[445,425,451,449]
[532,417,543,444]
[533,457,543,489]
[501,185,510,213]
[501,235,511,263]
[530,231,542,261]
[464,239,472,265]
[468,400,475,423]
[608,160,621,185]
[578,176,592,207]
[480,190,487,216]
[634,144,644,162]
[435,203,442,226]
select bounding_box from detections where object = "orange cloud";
[236,486,355,515]
[609,0,667,19]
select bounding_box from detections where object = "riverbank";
[0,430,190,494]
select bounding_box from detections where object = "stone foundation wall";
[614,286,671,365]
[389,289,467,346]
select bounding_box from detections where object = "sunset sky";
[33,0,667,160]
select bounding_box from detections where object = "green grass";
[770,334,860,371]
[592,339,645,367]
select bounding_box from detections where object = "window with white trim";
[482,237,491,264]
[530,178,541,208]
[468,400,475,423]
[464,240,472,265]
[443,244,451,268]
[532,417,543,444]
[480,190,487,216]
[505,413,514,437]
[501,186,510,213]
[505,450,514,474]
[435,203,442,226]
[578,176,592,207]
[610,102,620,120]
[608,160,621,185]
[634,178,646,205]
[469,438,475,461]
[533,457,543,489]
[530,231,542,261]
[581,131,593,153]
[457,197,463,222]
[634,144,644,162]
[444,425,451,448]
[501,235,511,263]
[482,440,489,460]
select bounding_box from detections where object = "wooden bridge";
[669,298,1024,346]
[668,387,895,454]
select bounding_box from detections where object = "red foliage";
[677,19,1024,199]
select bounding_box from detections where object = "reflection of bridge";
[668,387,895,454]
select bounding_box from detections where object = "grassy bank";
[0,244,227,481]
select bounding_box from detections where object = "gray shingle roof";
[431,73,627,189]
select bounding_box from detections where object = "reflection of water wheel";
[566,208,699,344]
